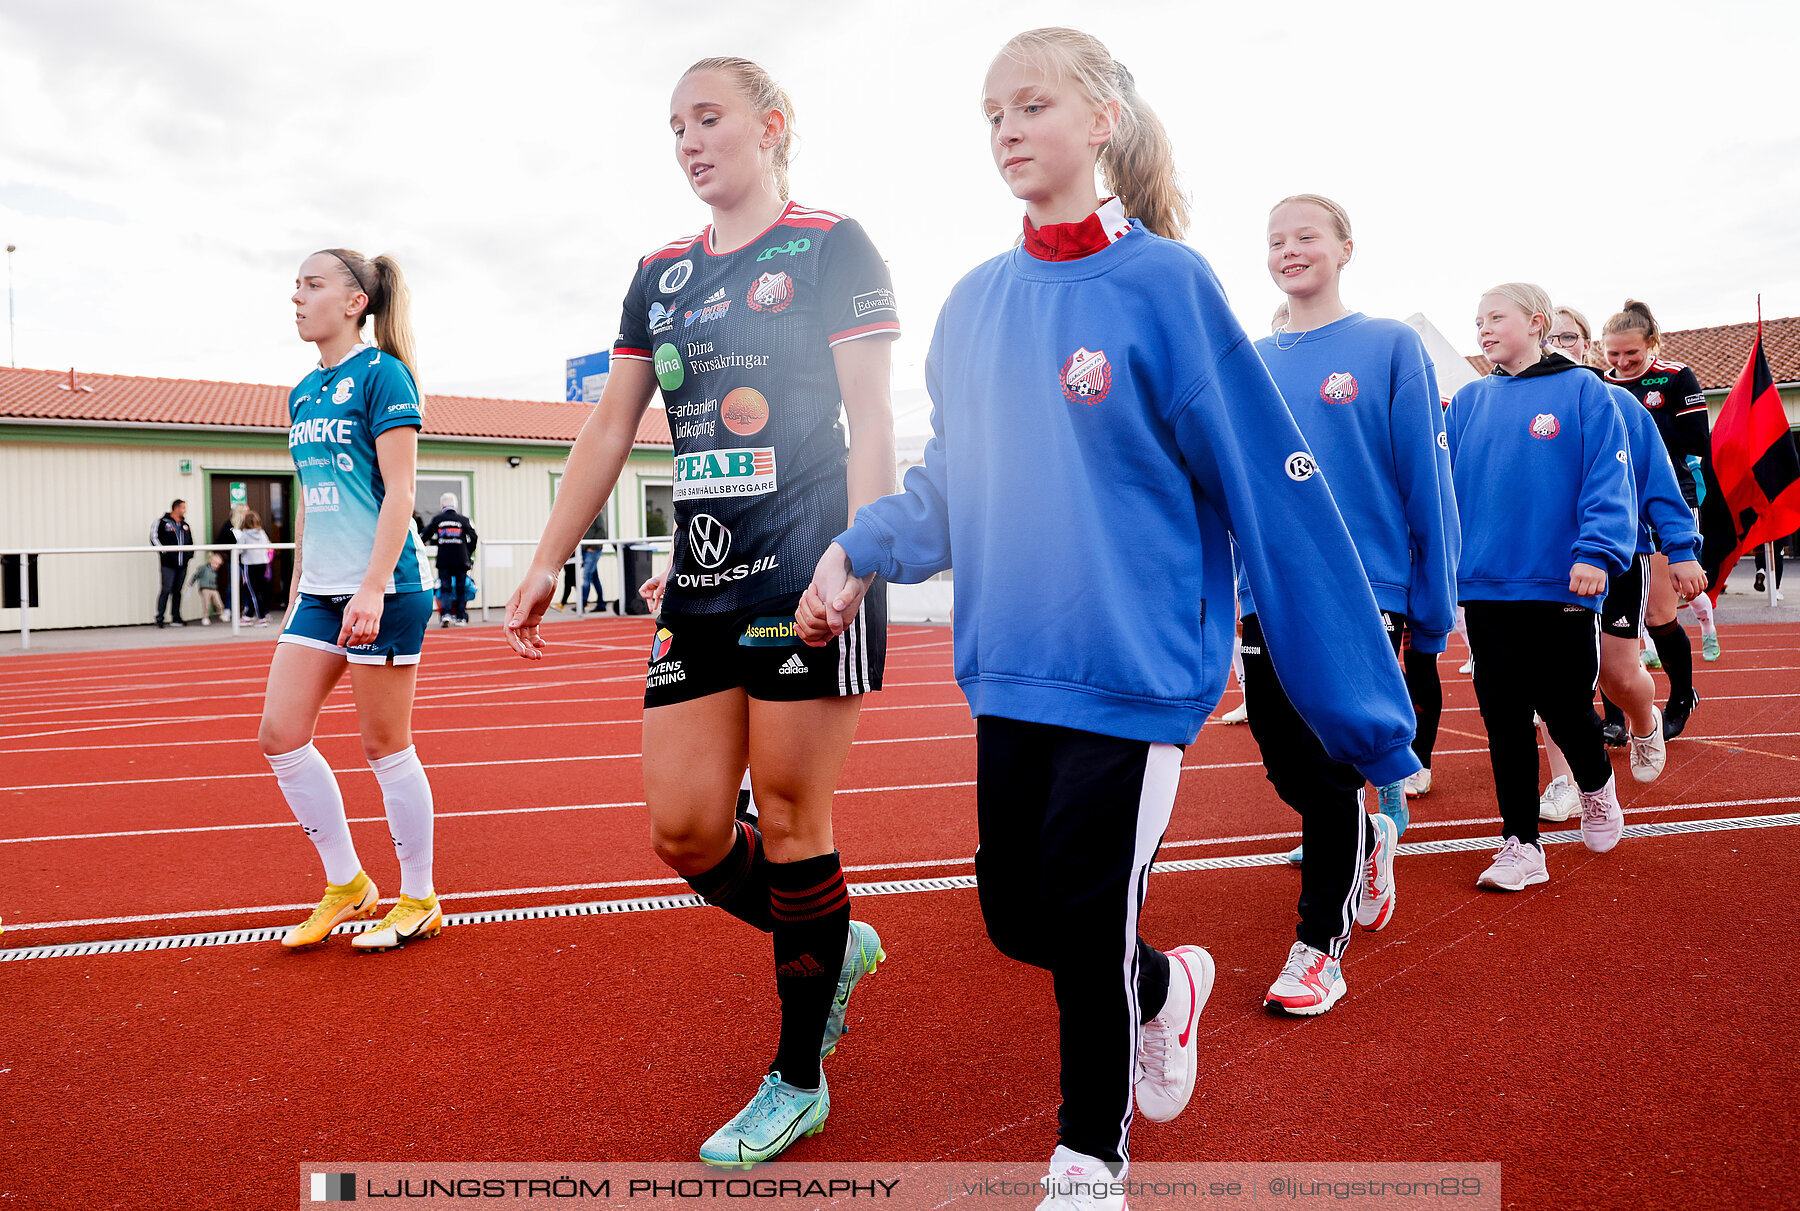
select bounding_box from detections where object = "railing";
[0,538,676,649]
[471,538,673,622]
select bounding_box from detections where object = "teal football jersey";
[287,345,431,595]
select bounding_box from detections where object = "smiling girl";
[262,249,441,953]
[1447,285,1636,890]
[800,29,1418,1202]
[502,57,897,1167]
[1250,193,1459,1014]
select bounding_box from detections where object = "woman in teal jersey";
[258,248,443,954]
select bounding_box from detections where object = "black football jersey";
[1607,358,1711,507]
[614,202,900,613]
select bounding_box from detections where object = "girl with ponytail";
[800,28,1419,1198]
[258,249,442,954]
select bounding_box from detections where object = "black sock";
[684,820,773,932]
[1649,620,1693,702]
[1403,646,1442,765]
[768,852,850,1091]
[1136,940,1171,1024]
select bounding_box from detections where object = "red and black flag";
[1711,308,1800,594]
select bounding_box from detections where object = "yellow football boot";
[282,871,379,948]
[351,891,443,952]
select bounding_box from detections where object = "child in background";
[190,553,225,624]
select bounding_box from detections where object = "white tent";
[1403,313,1483,400]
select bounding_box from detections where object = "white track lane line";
[6,812,1793,953]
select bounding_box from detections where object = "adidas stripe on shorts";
[643,582,887,709]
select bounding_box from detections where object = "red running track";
[2,619,1797,1209]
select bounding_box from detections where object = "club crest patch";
[1645,390,1664,408]
[1529,413,1561,439]
[332,378,354,406]
[1062,347,1111,405]
[1320,371,1359,404]
[747,271,794,313]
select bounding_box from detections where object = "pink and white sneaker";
[1264,940,1346,1016]
[1134,945,1213,1123]
[1036,1146,1124,1211]
[1477,837,1549,891]
[1579,775,1625,852]
[1356,813,1398,931]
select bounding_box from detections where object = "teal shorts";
[278,590,433,666]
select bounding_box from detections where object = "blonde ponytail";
[993,28,1189,240]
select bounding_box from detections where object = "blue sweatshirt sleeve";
[835,312,954,582]
[1389,345,1460,654]
[1624,392,1700,564]
[1574,383,1638,577]
[1171,336,1421,787]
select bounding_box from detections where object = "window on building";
[416,473,472,527]
[642,481,672,537]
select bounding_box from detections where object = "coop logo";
[1529,413,1561,439]
[1641,375,1671,387]
[647,301,674,335]
[747,271,794,313]
[332,378,354,406]
[1285,452,1317,482]
[688,513,732,569]
[1062,347,1111,405]
[852,288,896,318]
[1320,371,1359,404]
[650,627,674,663]
[673,448,778,501]
[658,259,693,295]
[304,483,341,512]
[757,237,811,261]
[335,452,354,472]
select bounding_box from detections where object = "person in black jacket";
[153,499,194,627]
[421,492,477,626]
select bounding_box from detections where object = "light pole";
[5,244,14,368]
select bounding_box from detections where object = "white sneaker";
[1134,945,1213,1122]
[1036,1146,1123,1211]
[1219,700,1248,724]
[1401,767,1432,797]
[1579,775,1625,853]
[1356,813,1398,931]
[1477,837,1549,891]
[1629,707,1666,783]
[1263,940,1347,1016]
[1538,776,1579,822]
[1458,659,1474,674]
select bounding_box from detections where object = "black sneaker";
[1601,718,1629,747]
[1755,571,1766,593]
[1662,689,1700,740]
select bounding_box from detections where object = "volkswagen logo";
[689,513,732,569]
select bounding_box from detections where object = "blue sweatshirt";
[1251,314,1461,652]
[835,222,1421,787]
[1607,381,1699,562]
[1445,359,1636,609]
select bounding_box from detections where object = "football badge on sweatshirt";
[1320,371,1359,404]
[1529,413,1561,439]
[1062,347,1111,405]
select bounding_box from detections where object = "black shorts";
[643,582,887,709]
[1601,553,1651,638]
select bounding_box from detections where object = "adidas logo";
[702,287,726,304]
[778,654,807,675]
[775,954,826,978]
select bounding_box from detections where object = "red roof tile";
[1657,316,1800,392]
[0,366,672,448]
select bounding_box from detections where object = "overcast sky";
[3,0,1796,427]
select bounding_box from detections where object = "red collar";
[1022,197,1132,261]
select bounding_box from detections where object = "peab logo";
[657,259,693,294]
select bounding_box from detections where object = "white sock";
[267,743,360,884]
[369,746,435,898]
[738,769,757,817]
[1231,639,1245,687]
[1686,591,1716,634]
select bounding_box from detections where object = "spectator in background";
[579,509,611,614]
[238,510,276,627]
[191,552,226,624]
[153,498,194,628]
[214,504,245,620]
[422,491,477,627]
